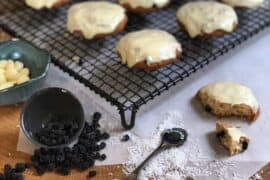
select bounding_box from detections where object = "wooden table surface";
[0,29,124,179]
[0,106,124,180]
[0,27,269,179]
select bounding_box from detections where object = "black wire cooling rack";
[0,0,269,129]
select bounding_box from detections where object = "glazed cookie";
[222,0,264,8]
[116,29,182,70]
[118,0,170,13]
[196,81,260,121]
[67,1,127,40]
[25,0,70,9]
[216,122,250,155]
[176,1,238,38]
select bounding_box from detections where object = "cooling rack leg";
[119,108,137,130]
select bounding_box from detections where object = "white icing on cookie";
[67,1,126,39]
[199,81,259,112]
[222,0,264,8]
[119,0,170,9]
[227,128,247,143]
[176,1,238,38]
[25,0,64,9]
[216,122,249,155]
[116,29,182,68]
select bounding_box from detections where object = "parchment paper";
[17,28,270,178]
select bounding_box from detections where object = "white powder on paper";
[123,111,184,173]
[112,111,244,180]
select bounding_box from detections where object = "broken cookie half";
[216,122,249,155]
[196,81,260,121]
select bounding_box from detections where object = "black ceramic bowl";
[21,87,85,148]
[0,39,50,105]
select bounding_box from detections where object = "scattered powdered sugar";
[123,111,187,179]
[101,110,244,179]
[114,110,244,180]
[138,149,187,180]
[155,110,184,133]
[99,113,124,133]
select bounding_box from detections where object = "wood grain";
[250,163,270,180]
[0,29,125,179]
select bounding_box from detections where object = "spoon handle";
[129,143,169,179]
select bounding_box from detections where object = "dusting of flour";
[124,111,187,179]
[103,111,244,179]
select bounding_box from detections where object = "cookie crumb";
[64,32,69,38]
[186,176,194,180]
[250,173,263,180]
[121,134,130,142]
[72,55,81,64]
[8,153,11,157]
[108,172,113,176]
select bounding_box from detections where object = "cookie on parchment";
[216,122,250,155]
[196,81,260,121]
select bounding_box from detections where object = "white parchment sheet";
[17,29,270,179]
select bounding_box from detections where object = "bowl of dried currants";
[20,87,85,148]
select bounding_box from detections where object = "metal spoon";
[128,128,188,180]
